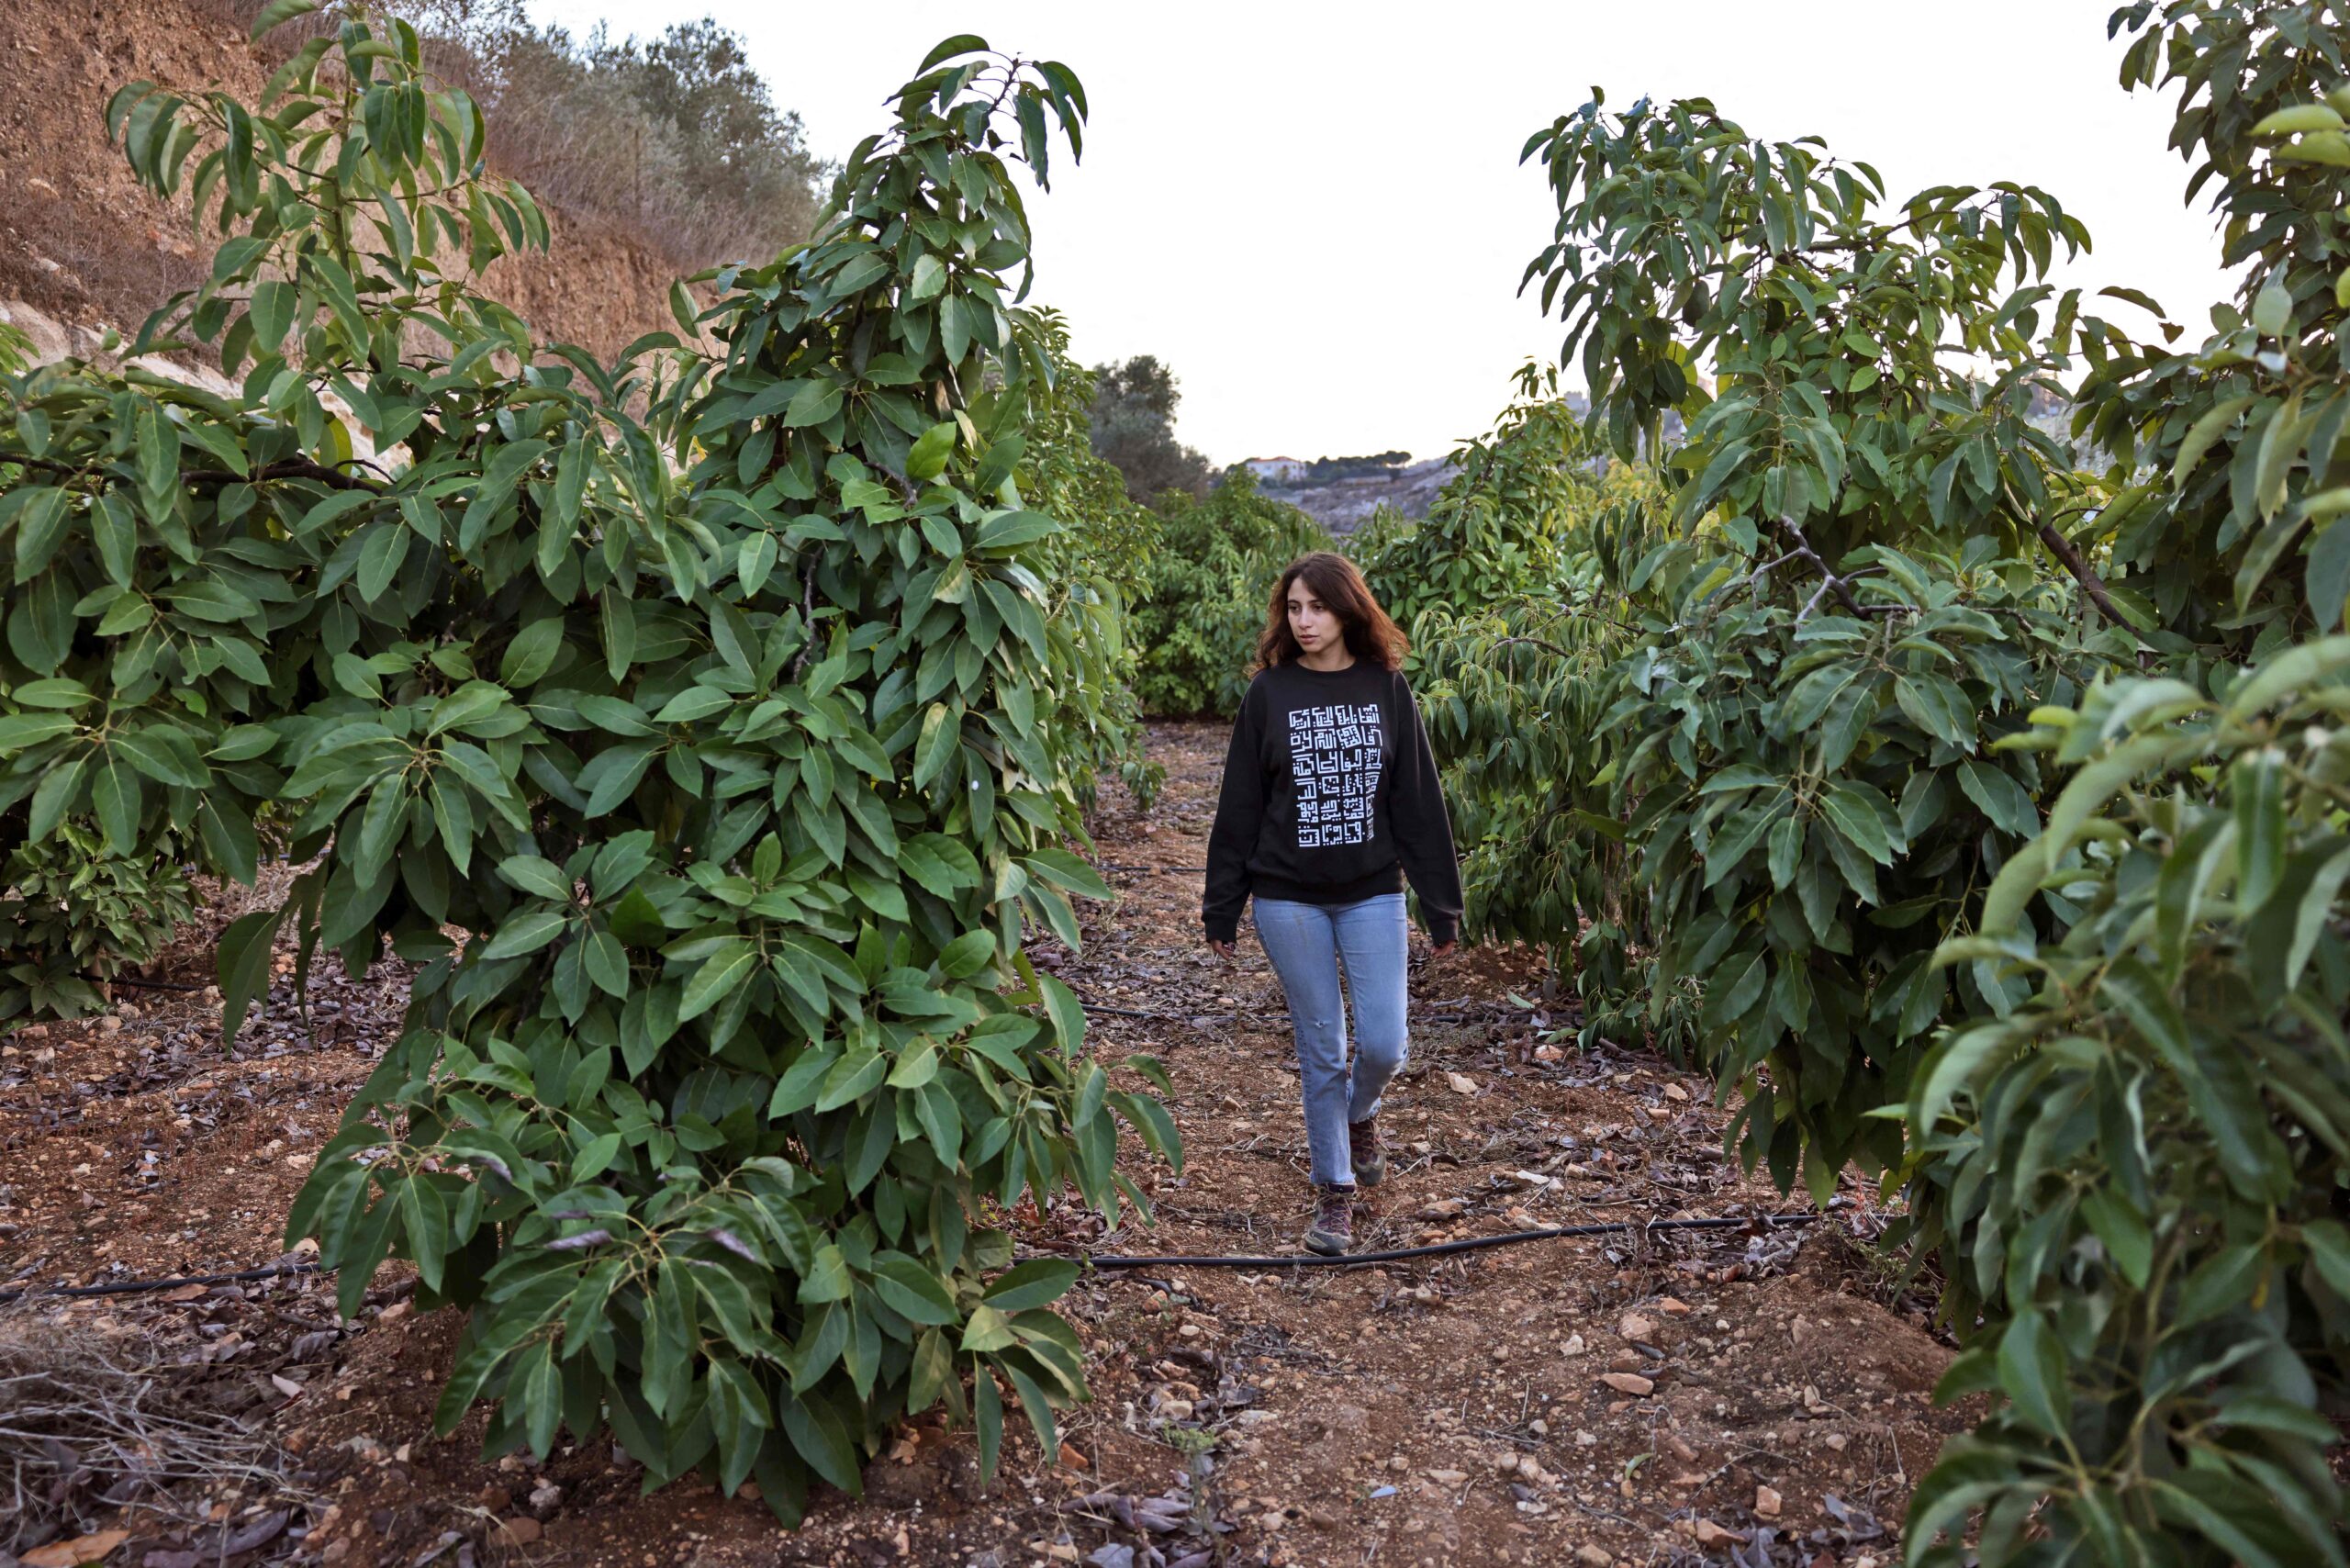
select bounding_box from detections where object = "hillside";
[1261,456,1452,535]
[0,0,686,371]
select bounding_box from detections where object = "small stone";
[1492,1451,1521,1475]
[478,1485,510,1512]
[1426,1469,1469,1486]
[1662,1082,1689,1102]
[1417,1199,1467,1220]
[1157,1399,1194,1421]
[1573,1429,1598,1447]
[1825,1433,1848,1452]
[1561,1333,1586,1356]
[1694,1518,1748,1547]
[1058,1441,1091,1471]
[1617,1312,1655,1341]
[1177,1323,1202,1339]
[1665,1433,1698,1462]
[1445,1072,1478,1095]
[1599,1372,1653,1396]
[498,1517,543,1546]
[1574,1547,1612,1567]
[528,1480,562,1514]
[1754,1484,1783,1519]
[1657,1297,1693,1316]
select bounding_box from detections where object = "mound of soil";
[1,722,1960,1567]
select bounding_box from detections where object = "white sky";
[527,0,2239,467]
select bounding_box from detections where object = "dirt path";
[1,722,1958,1568]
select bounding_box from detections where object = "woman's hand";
[1428,940,1456,960]
[1208,938,1237,961]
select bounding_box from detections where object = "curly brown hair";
[1255,552,1409,673]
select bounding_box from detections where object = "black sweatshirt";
[1202,659,1464,946]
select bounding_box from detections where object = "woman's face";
[1286,581,1344,657]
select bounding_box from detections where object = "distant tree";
[1299,450,1413,484]
[1089,354,1213,506]
[589,18,828,242]
[407,5,831,266]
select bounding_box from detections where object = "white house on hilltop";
[1241,455,1307,483]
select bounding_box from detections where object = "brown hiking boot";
[1304,1182,1356,1256]
[1348,1114,1387,1187]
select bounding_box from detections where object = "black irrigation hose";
[1057,1212,1820,1271]
[1097,864,1208,875]
[0,1260,326,1306]
[0,1215,1821,1305]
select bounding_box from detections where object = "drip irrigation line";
[0,1260,326,1306]
[1096,864,1208,875]
[0,1215,1822,1306]
[1049,1212,1820,1271]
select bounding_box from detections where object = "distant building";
[1241,455,1307,483]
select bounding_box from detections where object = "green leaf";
[2234,748,2287,915]
[869,1256,959,1325]
[1954,759,2039,837]
[905,421,957,480]
[1995,1311,2070,1439]
[981,1258,1078,1312]
[1818,783,1893,866]
[1039,973,1085,1056]
[679,940,759,1024]
[779,1394,862,1495]
[2079,1188,2153,1289]
[91,752,141,854]
[216,907,284,1047]
[498,856,572,901]
[248,0,320,41]
[480,906,570,960]
[2253,274,2294,337]
[2303,1220,2350,1298]
[2173,395,2255,487]
[960,1304,1018,1352]
[918,33,990,73]
[783,380,843,429]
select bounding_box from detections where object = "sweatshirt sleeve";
[1202,682,1268,944]
[1388,676,1464,945]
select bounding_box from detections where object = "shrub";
[0,822,197,1022]
[0,7,1178,1520]
[1128,471,1328,718]
[1354,364,1597,633]
[1086,354,1212,508]
[1906,645,2350,1564]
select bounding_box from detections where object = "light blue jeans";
[1250,893,1410,1188]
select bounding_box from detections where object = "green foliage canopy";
[0,10,1177,1520]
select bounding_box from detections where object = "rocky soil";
[0,722,1962,1568]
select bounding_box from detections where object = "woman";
[1202,552,1464,1256]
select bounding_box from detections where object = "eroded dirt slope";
[1,723,1957,1568]
[1,0,684,366]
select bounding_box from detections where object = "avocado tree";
[0,6,1177,1521]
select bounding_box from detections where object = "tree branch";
[2008,485,2134,634]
